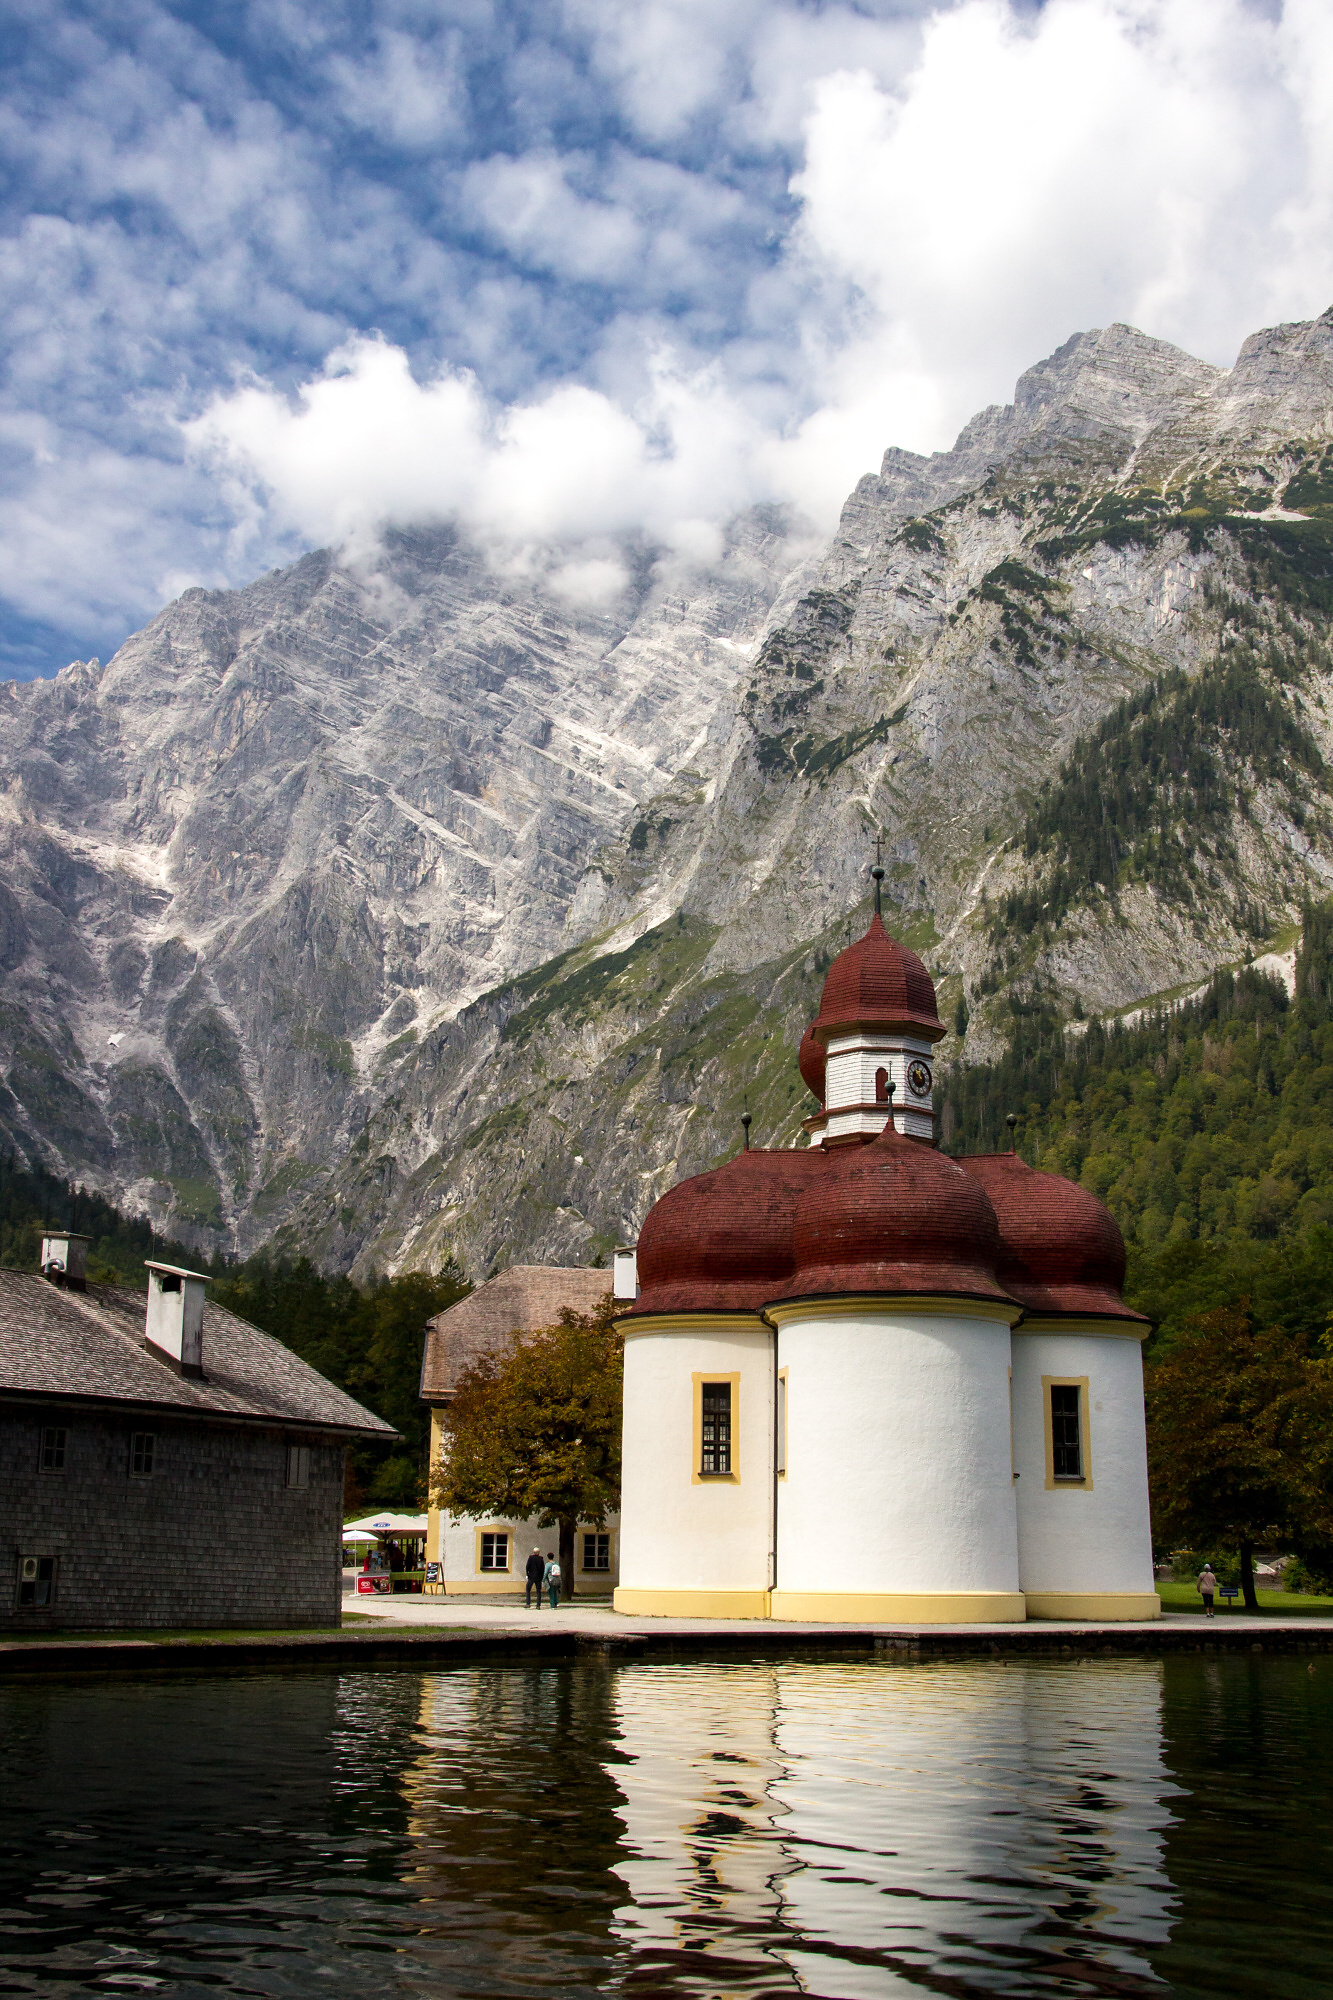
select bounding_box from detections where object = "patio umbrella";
[343,1513,428,1536]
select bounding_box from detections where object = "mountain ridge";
[4,308,1333,1277]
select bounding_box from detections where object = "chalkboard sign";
[425,1562,441,1583]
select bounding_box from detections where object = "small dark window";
[701,1382,732,1476]
[1051,1385,1083,1480]
[17,1555,56,1609]
[285,1444,311,1488]
[875,1066,890,1103]
[582,1532,610,1571]
[480,1532,509,1572]
[130,1432,156,1478]
[160,1274,181,1293]
[40,1427,67,1473]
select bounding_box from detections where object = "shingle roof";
[420,1265,612,1400]
[811,912,945,1044]
[0,1271,395,1436]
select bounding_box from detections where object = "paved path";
[343,1582,1333,1643]
[4,1590,1331,1679]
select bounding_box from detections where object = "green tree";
[212,1254,469,1508]
[433,1299,621,1595]
[1146,1303,1333,1609]
[353,1266,470,1503]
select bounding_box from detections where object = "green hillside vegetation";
[943,900,1333,1353]
[985,630,1327,982]
[0,1153,466,1507]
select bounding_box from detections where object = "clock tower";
[801,868,945,1146]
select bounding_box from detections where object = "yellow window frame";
[692,1371,740,1484]
[1042,1374,1093,1491]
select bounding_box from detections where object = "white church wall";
[1011,1325,1158,1618]
[614,1317,773,1617]
[769,1302,1026,1622]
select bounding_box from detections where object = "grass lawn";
[1157,1581,1333,1617]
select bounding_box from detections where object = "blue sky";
[3,0,1330,679]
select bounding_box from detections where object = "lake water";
[1,1654,1330,1998]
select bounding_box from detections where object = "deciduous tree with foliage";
[1146,1303,1333,1609]
[433,1299,621,1595]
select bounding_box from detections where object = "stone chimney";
[612,1244,639,1302]
[144,1262,210,1378]
[40,1231,91,1291]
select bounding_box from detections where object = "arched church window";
[875,1066,889,1102]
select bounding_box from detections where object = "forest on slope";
[942,899,1333,1354]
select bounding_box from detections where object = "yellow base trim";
[613,1587,771,1618]
[768,1590,1027,1624]
[1024,1591,1161,1621]
[444,1578,524,1595]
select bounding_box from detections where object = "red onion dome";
[781,1121,1013,1304]
[955,1154,1146,1322]
[811,913,944,1045]
[626,1147,820,1317]
[798,1024,826,1102]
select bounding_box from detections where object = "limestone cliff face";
[3,313,1333,1276]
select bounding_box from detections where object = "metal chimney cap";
[144,1260,212,1283]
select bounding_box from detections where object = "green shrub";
[1284,1554,1333,1596]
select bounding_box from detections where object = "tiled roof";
[420,1265,612,1400]
[956,1154,1148,1323]
[811,913,944,1043]
[0,1271,396,1435]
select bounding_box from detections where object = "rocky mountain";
[3,309,1333,1279]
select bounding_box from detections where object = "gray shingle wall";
[1,1402,344,1630]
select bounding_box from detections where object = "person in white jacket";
[1197,1565,1218,1617]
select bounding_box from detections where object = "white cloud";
[8,0,1333,666]
[787,0,1327,451]
[187,335,775,597]
[188,0,1333,593]
[461,153,644,282]
[326,26,468,149]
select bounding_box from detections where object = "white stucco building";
[613,893,1159,1624]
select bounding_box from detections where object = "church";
[613,883,1159,1624]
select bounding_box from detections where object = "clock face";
[906,1059,932,1099]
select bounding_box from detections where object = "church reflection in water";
[405,1656,1177,1998]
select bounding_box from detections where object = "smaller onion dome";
[955,1154,1146,1322]
[780,1120,1013,1304]
[626,1147,818,1317]
[798,1025,826,1102]
[811,913,944,1046]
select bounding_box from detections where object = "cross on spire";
[870,831,885,918]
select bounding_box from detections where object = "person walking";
[1197,1564,1218,1617]
[543,1552,561,1610]
[525,1547,545,1610]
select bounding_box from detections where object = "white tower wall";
[1011,1324,1159,1618]
[769,1302,1026,1622]
[614,1317,774,1618]
[821,1032,936,1144]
